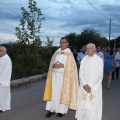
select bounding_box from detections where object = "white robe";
[0,54,12,111]
[76,54,103,120]
[46,48,71,114]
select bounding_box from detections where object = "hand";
[53,61,58,68]
[57,63,64,68]
[83,84,91,93]
[53,62,64,69]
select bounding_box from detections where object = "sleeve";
[79,58,87,88]
[89,59,103,91]
[0,59,12,86]
[101,52,104,60]
[77,53,80,62]
[116,54,120,60]
[119,54,120,60]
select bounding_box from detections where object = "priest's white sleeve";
[79,59,87,88]
[89,58,103,91]
[0,58,12,86]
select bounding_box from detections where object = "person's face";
[73,49,77,53]
[103,47,107,52]
[86,44,96,56]
[97,47,101,52]
[82,48,86,52]
[0,47,5,57]
[107,46,111,51]
[60,39,69,50]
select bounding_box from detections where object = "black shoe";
[0,110,3,113]
[45,111,55,117]
[57,113,64,117]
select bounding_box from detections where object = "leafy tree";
[65,33,77,47]
[98,37,108,47]
[15,0,44,46]
[46,36,54,48]
[10,0,49,79]
[110,36,120,48]
[116,36,120,48]
[65,28,109,49]
[81,28,101,45]
[114,36,120,48]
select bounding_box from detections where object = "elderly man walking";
[0,46,12,112]
[76,43,103,120]
[44,37,79,118]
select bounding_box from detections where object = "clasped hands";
[83,84,91,93]
[53,61,64,69]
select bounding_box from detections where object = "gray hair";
[86,43,96,49]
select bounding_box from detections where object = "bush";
[1,43,54,80]
[12,48,47,79]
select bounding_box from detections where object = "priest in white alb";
[0,46,12,113]
[76,43,103,120]
[43,37,79,118]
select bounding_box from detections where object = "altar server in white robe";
[44,37,79,118]
[76,43,103,120]
[0,46,12,112]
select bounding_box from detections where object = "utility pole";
[109,18,111,46]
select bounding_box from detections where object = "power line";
[86,0,109,20]
[86,0,112,44]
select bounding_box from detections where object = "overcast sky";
[0,0,120,45]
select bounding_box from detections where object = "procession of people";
[0,37,120,120]
[43,37,120,120]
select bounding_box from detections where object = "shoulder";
[0,54,12,65]
[94,54,103,61]
[56,48,61,52]
[116,53,120,56]
[1,54,11,60]
[100,52,104,55]
[79,52,82,54]
[81,55,88,62]
[78,52,82,56]
[118,54,120,57]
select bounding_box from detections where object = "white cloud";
[0,0,120,45]
[0,33,17,43]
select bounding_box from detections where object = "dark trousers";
[112,67,120,79]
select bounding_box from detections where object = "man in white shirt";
[0,46,12,112]
[76,43,103,120]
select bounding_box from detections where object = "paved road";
[0,78,120,120]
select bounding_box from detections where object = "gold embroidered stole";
[43,51,79,110]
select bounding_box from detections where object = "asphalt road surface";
[0,78,120,120]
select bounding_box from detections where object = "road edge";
[11,73,47,88]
